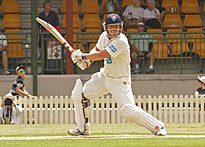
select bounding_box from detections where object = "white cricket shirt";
[96,31,131,80]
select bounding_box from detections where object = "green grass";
[2,139,205,147]
[0,123,205,147]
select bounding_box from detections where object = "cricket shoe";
[67,128,84,136]
[67,123,91,136]
[156,127,167,136]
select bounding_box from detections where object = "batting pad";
[71,79,85,133]
[120,104,165,134]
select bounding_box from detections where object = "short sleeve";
[105,38,129,58]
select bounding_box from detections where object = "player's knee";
[120,103,142,122]
[71,93,82,103]
[82,94,91,118]
[82,94,91,108]
[71,79,83,102]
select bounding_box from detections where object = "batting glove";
[76,60,91,70]
[71,49,83,63]
[71,49,91,70]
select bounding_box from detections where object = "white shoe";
[11,121,15,124]
[67,123,91,136]
[67,128,84,136]
[156,127,167,136]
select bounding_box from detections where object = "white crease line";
[1,135,205,140]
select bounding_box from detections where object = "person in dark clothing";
[38,0,60,32]
[37,0,60,60]
[196,76,205,96]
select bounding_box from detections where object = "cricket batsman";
[68,13,167,136]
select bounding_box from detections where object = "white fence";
[1,94,205,124]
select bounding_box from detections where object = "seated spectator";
[141,0,165,14]
[130,22,155,74]
[144,0,163,28]
[196,76,205,96]
[122,0,144,30]
[0,29,10,75]
[102,0,118,13]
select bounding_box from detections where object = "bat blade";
[36,17,74,53]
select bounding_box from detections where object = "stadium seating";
[5,29,22,43]
[193,41,205,57]
[73,42,85,52]
[81,0,99,14]
[186,28,204,39]
[203,1,205,12]
[82,14,101,29]
[126,28,138,33]
[1,0,22,59]
[121,0,133,7]
[181,0,200,14]
[85,28,101,43]
[5,29,23,58]
[162,0,179,13]
[166,28,183,42]
[62,14,80,29]
[2,14,21,29]
[73,28,82,43]
[183,14,202,28]
[166,29,187,55]
[1,0,19,13]
[186,28,205,57]
[163,14,182,29]
[153,43,168,59]
[147,28,164,39]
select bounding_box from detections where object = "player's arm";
[16,86,33,98]
[86,49,110,61]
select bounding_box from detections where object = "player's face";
[17,69,26,78]
[107,24,121,38]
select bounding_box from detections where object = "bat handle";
[69,48,75,53]
[67,47,74,53]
